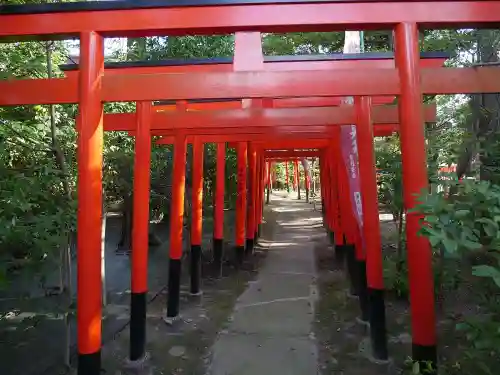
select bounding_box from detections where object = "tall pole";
[213,142,226,277]
[356,96,388,360]
[285,161,290,193]
[190,136,204,295]
[77,30,104,375]
[235,142,247,265]
[246,143,256,255]
[130,101,152,363]
[395,22,437,370]
[266,161,271,204]
[165,135,187,324]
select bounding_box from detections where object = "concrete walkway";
[208,192,321,375]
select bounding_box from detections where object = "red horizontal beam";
[265,158,307,163]
[1,68,498,106]
[62,55,444,78]
[135,123,397,137]
[265,151,321,157]
[157,135,330,146]
[2,2,500,40]
[144,126,338,137]
[154,96,395,111]
[104,104,435,132]
[155,124,394,145]
[257,140,329,150]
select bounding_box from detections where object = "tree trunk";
[46,41,74,369]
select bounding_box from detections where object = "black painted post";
[213,239,224,278]
[166,258,181,321]
[369,288,389,361]
[357,259,370,323]
[190,244,202,295]
[345,244,359,297]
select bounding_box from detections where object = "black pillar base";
[130,292,147,361]
[356,260,370,323]
[368,288,389,361]
[345,244,359,296]
[254,230,259,244]
[334,243,346,266]
[245,238,254,255]
[78,351,101,375]
[257,224,262,239]
[190,244,202,295]
[166,258,181,318]
[213,238,224,277]
[412,344,437,375]
[235,245,245,266]
[305,188,309,203]
[328,230,335,244]
[266,188,270,204]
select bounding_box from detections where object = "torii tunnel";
[2,0,500,374]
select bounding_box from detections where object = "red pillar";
[246,143,256,254]
[259,156,265,228]
[77,30,104,375]
[293,161,298,190]
[304,165,309,203]
[130,101,152,362]
[319,155,327,227]
[395,22,437,367]
[355,96,388,360]
[294,160,301,199]
[255,153,262,239]
[77,31,104,375]
[266,160,271,204]
[285,161,290,193]
[323,151,333,236]
[165,134,187,323]
[213,142,226,276]
[190,136,204,295]
[235,142,247,264]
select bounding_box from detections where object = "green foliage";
[414,179,500,255]
[375,135,403,219]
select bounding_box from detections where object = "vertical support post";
[285,160,290,193]
[213,142,226,277]
[77,31,104,375]
[266,161,271,204]
[319,155,327,226]
[259,155,265,235]
[356,96,388,360]
[293,161,298,190]
[395,22,437,369]
[190,136,204,295]
[165,134,187,324]
[325,150,335,245]
[295,160,301,199]
[236,142,248,265]
[329,142,345,263]
[304,167,310,203]
[255,153,262,240]
[246,143,256,255]
[337,153,360,297]
[130,101,152,362]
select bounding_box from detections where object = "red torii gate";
[2,1,500,374]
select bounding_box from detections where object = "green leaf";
[442,236,458,253]
[462,240,482,250]
[472,265,500,279]
[455,210,470,219]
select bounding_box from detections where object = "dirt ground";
[4,194,499,375]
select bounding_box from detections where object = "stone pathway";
[207,192,322,375]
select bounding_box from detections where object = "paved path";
[208,192,321,375]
